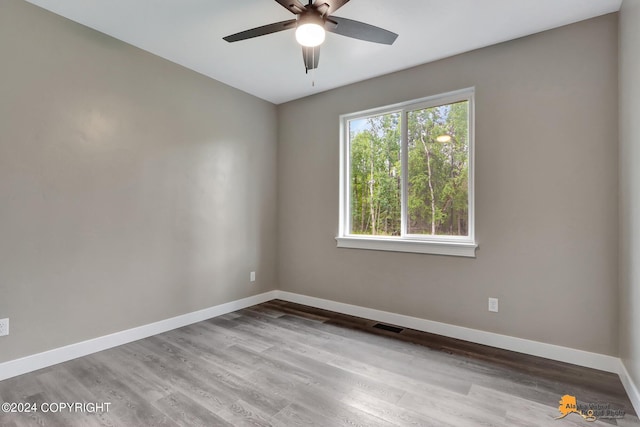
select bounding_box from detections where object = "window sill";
[335,236,478,258]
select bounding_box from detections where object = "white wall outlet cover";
[0,318,9,336]
[250,271,256,282]
[488,298,499,313]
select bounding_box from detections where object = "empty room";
[1,0,640,425]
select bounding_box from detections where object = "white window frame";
[337,87,477,257]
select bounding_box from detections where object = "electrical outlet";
[250,271,256,282]
[0,318,9,336]
[488,298,499,313]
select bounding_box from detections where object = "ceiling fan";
[223,0,398,73]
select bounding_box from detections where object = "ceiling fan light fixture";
[223,0,399,72]
[295,14,325,47]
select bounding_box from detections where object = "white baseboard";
[2,288,638,416]
[274,290,620,373]
[275,291,640,413]
[618,360,640,415]
[0,290,278,382]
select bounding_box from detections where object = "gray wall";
[0,0,278,363]
[0,0,623,366]
[619,0,640,389]
[277,14,619,355]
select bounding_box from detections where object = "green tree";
[407,101,468,235]
[348,100,468,237]
[349,113,401,235]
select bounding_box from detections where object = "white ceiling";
[24,0,622,104]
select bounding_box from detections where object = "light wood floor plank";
[0,300,637,426]
[216,399,274,427]
[152,391,232,427]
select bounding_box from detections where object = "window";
[337,88,477,257]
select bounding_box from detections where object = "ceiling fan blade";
[302,46,321,71]
[317,0,350,15]
[223,19,297,42]
[328,16,398,45]
[274,0,307,14]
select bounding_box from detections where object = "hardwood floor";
[1,300,638,426]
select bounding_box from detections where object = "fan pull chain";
[312,47,316,87]
[304,47,318,87]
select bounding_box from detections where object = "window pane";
[349,112,401,236]
[407,101,469,236]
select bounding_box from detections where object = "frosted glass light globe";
[296,23,325,47]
